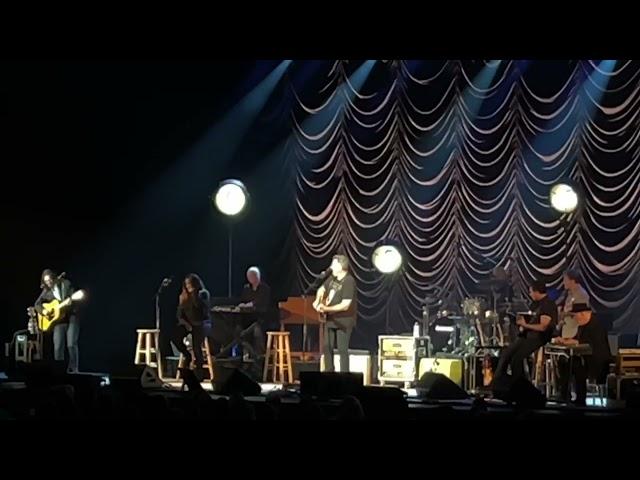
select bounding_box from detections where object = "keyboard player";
[239,267,271,315]
[551,303,611,406]
[238,266,272,355]
[210,267,272,360]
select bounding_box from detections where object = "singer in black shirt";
[314,255,358,372]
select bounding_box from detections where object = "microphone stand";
[155,279,170,331]
[421,304,433,358]
[302,272,328,362]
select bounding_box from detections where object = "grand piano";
[278,296,324,362]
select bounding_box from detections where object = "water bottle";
[413,321,420,338]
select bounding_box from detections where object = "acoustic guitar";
[37,290,86,332]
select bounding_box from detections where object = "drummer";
[490,266,514,303]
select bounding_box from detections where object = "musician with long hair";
[172,273,210,374]
[34,269,80,372]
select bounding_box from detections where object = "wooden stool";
[134,329,163,378]
[15,334,30,363]
[532,347,546,388]
[176,337,215,380]
[263,331,293,384]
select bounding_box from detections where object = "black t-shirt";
[321,274,357,328]
[577,316,611,378]
[177,290,210,326]
[529,296,558,341]
[240,282,271,313]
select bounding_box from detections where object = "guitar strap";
[53,283,63,301]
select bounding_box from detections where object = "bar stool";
[263,331,293,384]
[134,329,163,378]
[176,336,215,380]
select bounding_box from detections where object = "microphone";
[318,268,333,278]
[161,277,173,287]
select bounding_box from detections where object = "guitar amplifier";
[418,358,464,386]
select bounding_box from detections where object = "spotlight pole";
[228,222,233,297]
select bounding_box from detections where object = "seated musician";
[552,303,611,406]
[237,266,272,356]
[493,280,557,383]
[172,273,210,376]
[239,266,271,313]
[557,269,590,337]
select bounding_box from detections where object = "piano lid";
[279,296,320,325]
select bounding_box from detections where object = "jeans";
[494,333,546,381]
[323,319,354,373]
[557,356,588,404]
[172,324,205,367]
[53,315,80,372]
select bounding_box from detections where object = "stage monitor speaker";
[299,371,363,400]
[416,372,469,400]
[320,350,372,385]
[140,366,165,389]
[491,376,546,409]
[212,364,261,396]
[355,385,408,419]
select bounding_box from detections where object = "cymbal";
[496,302,514,309]
[476,279,509,292]
[423,296,441,304]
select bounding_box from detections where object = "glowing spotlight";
[372,244,403,274]
[549,183,579,213]
[214,179,248,216]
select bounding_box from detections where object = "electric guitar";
[37,290,86,332]
[482,354,493,387]
[516,311,534,338]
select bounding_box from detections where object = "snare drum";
[462,297,485,317]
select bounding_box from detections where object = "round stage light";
[550,183,579,214]
[213,179,248,216]
[372,244,403,274]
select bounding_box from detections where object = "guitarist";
[313,255,357,373]
[552,303,610,405]
[172,273,210,375]
[34,269,80,372]
[493,280,557,383]
[558,270,590,338]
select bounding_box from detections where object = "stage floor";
[157,378,624,410]
[0,371,626,412]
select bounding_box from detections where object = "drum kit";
[424,277,530,357]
